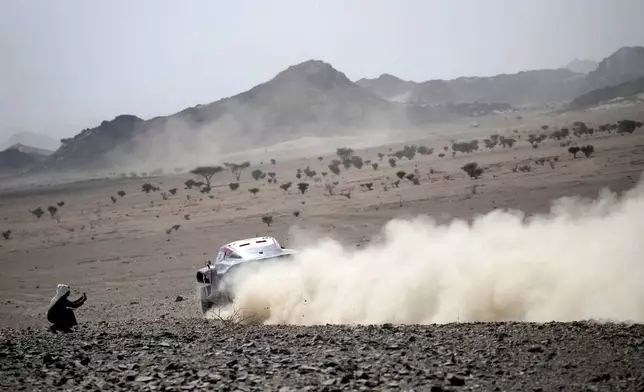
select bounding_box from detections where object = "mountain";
[0,143,53,172]
[569,76,644,109]
[0,131,60,152]
[564,58,598,74]
[42,60,413,171]
[358,69,585,105]
[582,46,644,92]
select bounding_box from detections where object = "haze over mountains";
[8,46,644,174]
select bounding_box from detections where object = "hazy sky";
[2,0,643,139]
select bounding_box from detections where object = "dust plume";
[220,175,644,325]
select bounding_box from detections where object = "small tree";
[303,166,316,178]
[388,157,397,168]
[336,147,354,161]
[568,146,580,158]
[224,162,251,181]
[169,188,178,195]
[328,163,341,175]
[31,207,44,219]
[580,145,595,158]
[364,182,373,191]
[141,183,154,193]
[372,162,378,170]
[293,211,300,217]
[396,170,406,180]
[280,182,292,192]
[461,162,484,179]
[2,230,11,240]
[117,190,126,197]
[377,152,385,161]
[57,201,65,207]
[190,166,223,188]
[350,156,364,169]
[48,206,58,218]
[200,186,211,194]
[251,169,266,181]
[110,196,117,204]
[297,182,309,194]
[249,188,260,196]
[261,215,273,226]
[270,159,276,165]
[229,182,240,191]
[184,179,196,189]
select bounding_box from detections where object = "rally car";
[195,236,296,314]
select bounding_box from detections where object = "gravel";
[1,320,643,391]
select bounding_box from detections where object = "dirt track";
[2,320,643,391]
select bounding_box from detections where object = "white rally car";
[195,236,296,314]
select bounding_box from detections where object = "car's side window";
[229,252,241,259]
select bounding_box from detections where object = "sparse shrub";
[580,145,595,158]
[31,207,44,219]
[190,166,223,188]
[392,180,400,188]
[117,190,126,197]
[405,173,420,185]
[550,128,570,140]
[249,188,260,196]
[388,157,397,168]
[293,211,300,217]
[150,168,164,176]
[141,183,154,193]
[270,159,276,165]
[461,162,484,179]
[438,153,445,158]
[396,170,406,180]
[110,196,117,204]
[200,186,212,194]
[261,215,273,226]
[371,162,378,170]
[268,172,277,181]
[57,201,65,207]
[2,230,11,240]
[377,152,385,161]
[452,140,479,154]
[184,214,191,220]
[173,167,183,174]
[141,172,148,177]
[184,179,196,189]
[516,164,531,172]
[568,146,580,158]
[324,182,336,196]
[617,120,642,134]
[499,136,516,148]
[364,182,373,190]
[172,224,181,231]
[317,156,323,161]
[229,182,240,191]
[48,206,58,218]
[295,168,302,179]
[129,171,138,178]
[161,192,169,200]
[297,182,309,194]
[321,171,328,177]
[280,182,292,192]
[340,190,352,199]
[336,147,354,161]
[168,188,177,195]
[194,181,205,188]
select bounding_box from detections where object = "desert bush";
[568,146,580,158]
[328,162,341,175]
[350,155,364,169]
[515,164,531,172]
[115,190,125,198]
[57,201,65,207]
[406,174,420,185]
[452,140,479,154]
[224,162,251,181]
[318,156,324,161]
[364,182,373,190]
[324,182,336,196]
[297,182,309,194]
[321,171,328,177]
[229,182,240,191]
[200,186,211,194]
[141,183,154,193]
[388,157,397,168]
[461,162,484,179]
[392,180,400,188]
[141,172,148,177]
[303,166,316,178]
[371,162,378,170]
[150,168,164,176]
[161,192,169,200]
[438,153,445,158]
[417,145,434,155]
[295,168,302,179]
[280,182,292,192]
[261,215,273,227]
[249,188,259,196]
[190,166,223,188]
[377,152,385,161]
[336,147,354,161]
[173,167,183,174]
[550,128,570,140]
[48,206,58,218]
[168,188,177,195]
[251,169,266,181]
[293,211,300,217]
[110,196,117,203]
[268,172,277,180]
[617,120,643,134]
[498,136,516,148]
[184,179,196,189]
[184,214,191,220]
[31,207,44,219]
[580,145,595,157]
[270,159,276,165]
[396,170,406,179]
[2,230,11,240]
[194,181,205,188]
[340,190,352,199]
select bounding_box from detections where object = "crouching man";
[47,284,87,333]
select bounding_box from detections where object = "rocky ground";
[1,320,643,391]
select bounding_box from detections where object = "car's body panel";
[196,236,296,313]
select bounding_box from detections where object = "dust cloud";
[219,175,644,325]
